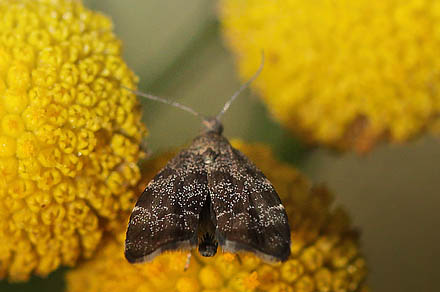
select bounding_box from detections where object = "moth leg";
[184,252,192,271]
[236,253,242,265]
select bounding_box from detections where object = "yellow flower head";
[0,0,146,281]
[66,142,368,292]
[220,0,440,152]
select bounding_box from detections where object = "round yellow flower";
[220,0,440,152]
[66,142,368,292]
[0,0,146,281]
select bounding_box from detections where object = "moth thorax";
[203,148,219,165]
[202,118,223,134]
[204,155,214,165]
[198,233,218,257]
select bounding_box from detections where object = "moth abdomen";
[197,194,218,257]
[198,232,218,257]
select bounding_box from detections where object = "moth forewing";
[125,146,209,263]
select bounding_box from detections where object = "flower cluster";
[66,142,368,292]
[0,0,145,281]
[220,0,440,152]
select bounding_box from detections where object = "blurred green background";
[1,0,439,291]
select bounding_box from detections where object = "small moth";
[124,56,291,263]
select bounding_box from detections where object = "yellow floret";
[2,114,25,137]
[199,266,224,289]
[65,142,368,292]
[220,0,440,152]
[0,0,146,281]
[177,277,201,292]
[0,135,17,157]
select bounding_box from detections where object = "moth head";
[202,118,223,134]
[198,233,218,257]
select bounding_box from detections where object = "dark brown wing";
[208,140,291,262]
[125,148,209,263]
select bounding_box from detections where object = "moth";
[124,56,291,263]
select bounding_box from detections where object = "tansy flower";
[220,0,440,152]
[66,142,368,292]
[0,0,146,281]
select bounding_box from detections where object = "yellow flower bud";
[177,277,200,292]
[7,62,30,90]
[0,135,16,157]
[3,89,28,114]
[0,157,18,181]
[2,114,25,137]
[200,266,224,289]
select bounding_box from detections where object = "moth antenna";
[216,52,264,121]
[122,86,205,121]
